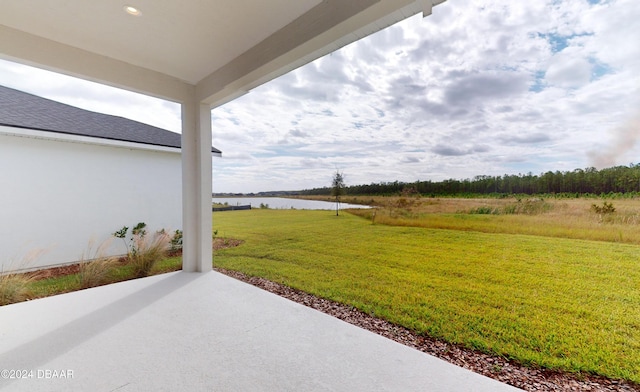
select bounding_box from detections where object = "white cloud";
[2,0,639,193]
[545,51,592,88]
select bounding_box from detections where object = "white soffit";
[0,1,446,106]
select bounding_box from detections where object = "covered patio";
[1,0,521,390]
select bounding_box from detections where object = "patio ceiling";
[0,0,445,107]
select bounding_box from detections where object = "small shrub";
[132,222,147,237]
[396,197,409,208]
[469,206,497,214]
[502,204,517,214]
[518,198,553,215]
[170,229,183,251]
[112,222,147,256]
[400,186,420,197]
[471,199,553,216]
[591,202,616,214]
[113,226,129,253]
[130,222,148,255]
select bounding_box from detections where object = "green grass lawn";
[213,209,640,383]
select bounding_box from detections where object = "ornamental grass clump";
[0,251,43,306]
[77,240,119,289]
[78,257,118,289]
[0,272,36,306]
[113,223,173,278]
[128,230,171,278]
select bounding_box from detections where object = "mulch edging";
[215,267,639,392]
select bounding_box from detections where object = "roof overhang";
[0,125,223,156]
[0,0,446,107]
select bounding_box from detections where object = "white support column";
[181,96,213,272]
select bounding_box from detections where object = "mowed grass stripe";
[213,209,640,382]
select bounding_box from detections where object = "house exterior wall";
[0,126,182,272]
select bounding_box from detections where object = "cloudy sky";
[1,0,639,193]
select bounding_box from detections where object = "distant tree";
[331,170,345,216]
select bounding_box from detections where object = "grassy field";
[212,208,640,383]
[299,195,640,245]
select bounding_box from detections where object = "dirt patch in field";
[213,237,244,250]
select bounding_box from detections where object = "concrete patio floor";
[0,271,522,391]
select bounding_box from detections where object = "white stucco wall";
[0,126,182,272]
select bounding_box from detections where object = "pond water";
[212,197,369,210]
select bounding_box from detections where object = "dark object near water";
[212,205,251,212]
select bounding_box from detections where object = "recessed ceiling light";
[124,5,141,16]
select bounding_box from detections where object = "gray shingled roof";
[0,85,221,154]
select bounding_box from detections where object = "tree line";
[302,164,640,197]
